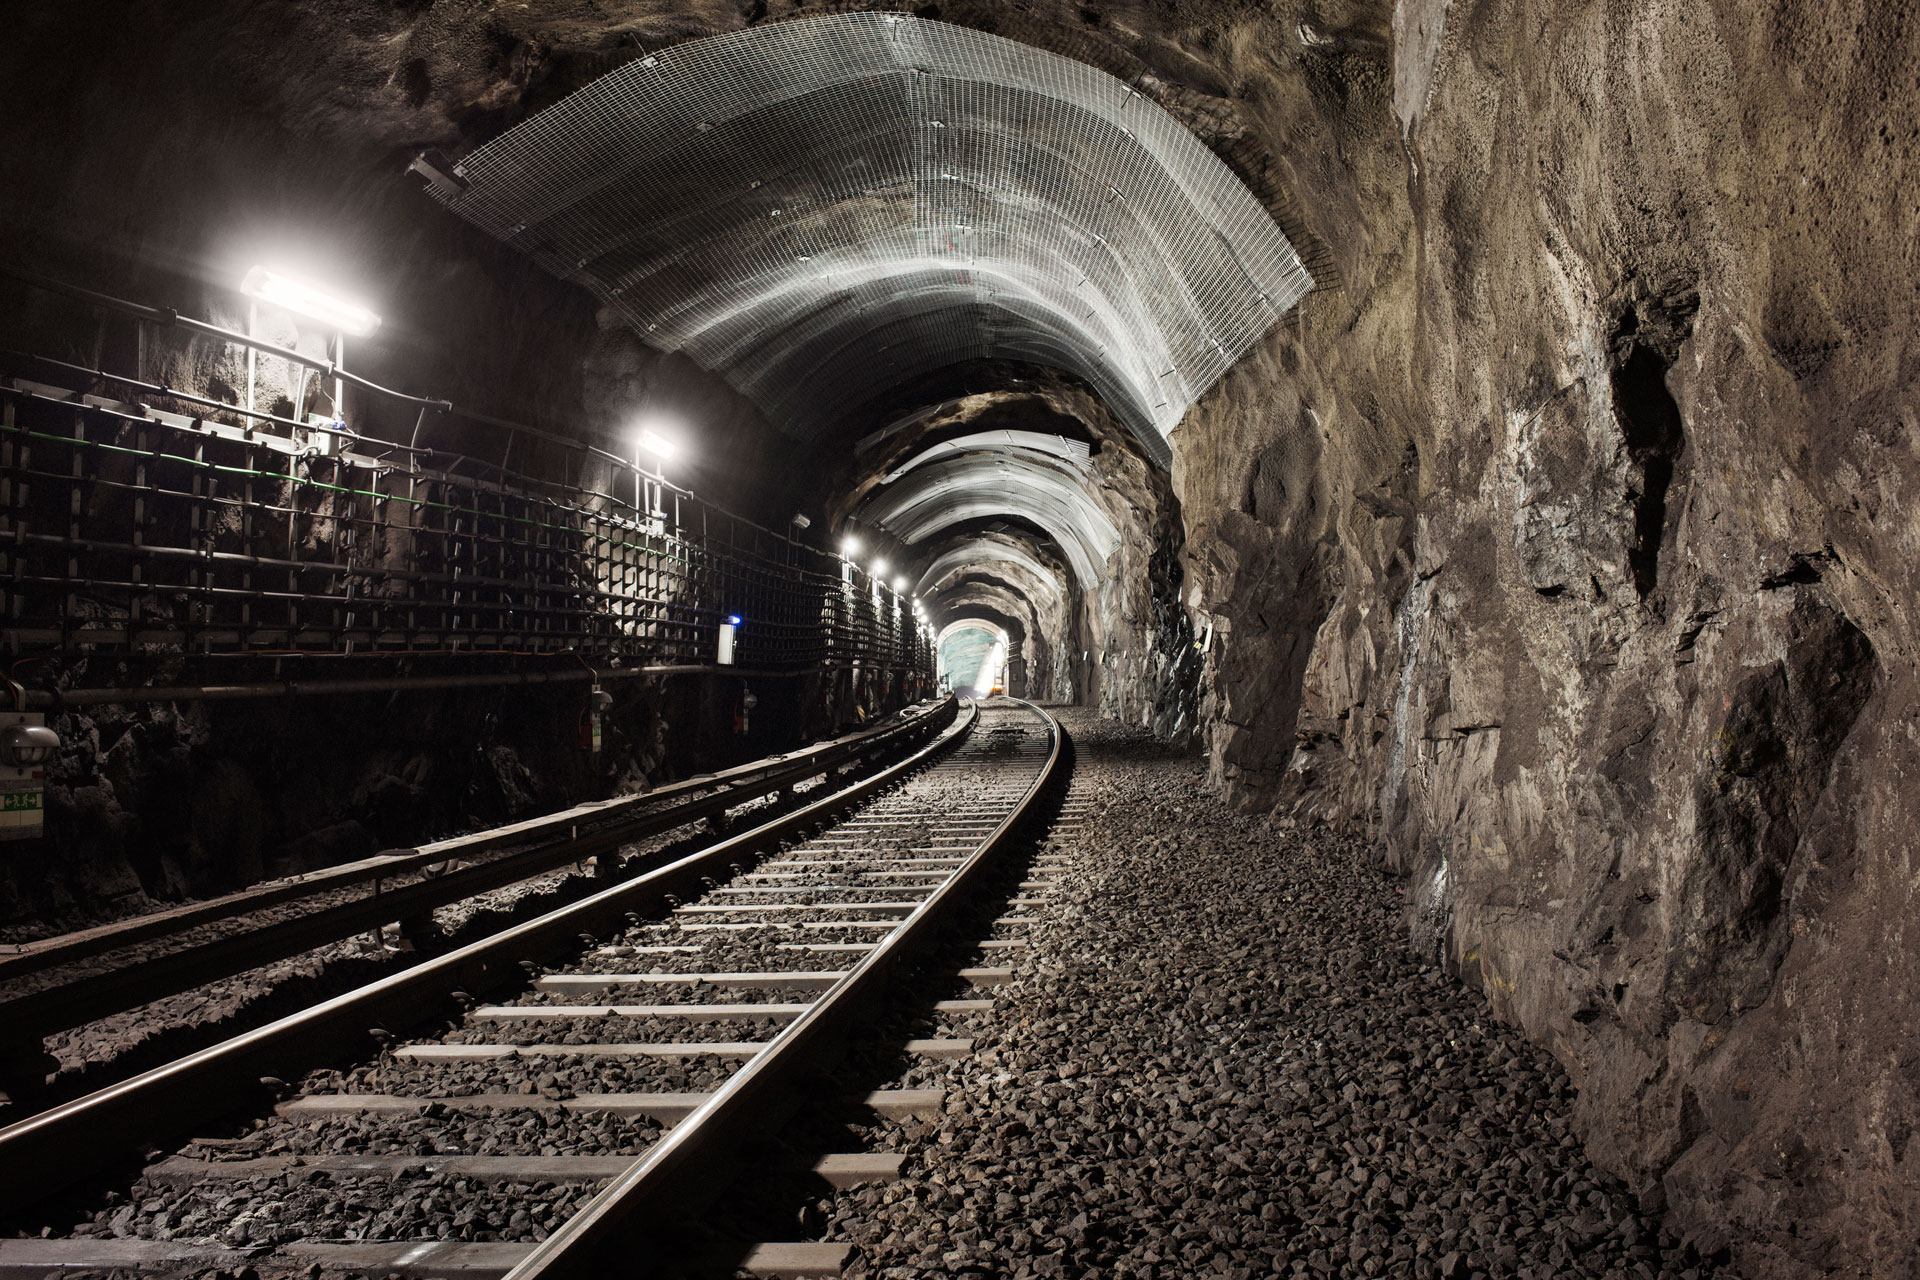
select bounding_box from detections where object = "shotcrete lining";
[883,429,1091,481]
[853,452,1121,587]
[914,538,1068,606]
[429,13,1311,461]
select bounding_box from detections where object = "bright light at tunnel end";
[973,639,1007,697]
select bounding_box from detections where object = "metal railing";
[0,365,931,675]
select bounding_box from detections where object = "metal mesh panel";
[0,376,934,676]
[855,452,1121,587]
[429,13,1312,463]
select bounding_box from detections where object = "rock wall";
[1169,1,1920,1272]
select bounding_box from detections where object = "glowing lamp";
[241,267,381,336]
[3,723,59,768]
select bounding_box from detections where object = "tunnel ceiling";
[881,429,1090,481]
[914,535,1066,606]
[854,449,1119,587]
[427,12,1313,465]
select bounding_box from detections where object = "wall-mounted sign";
[0,712,56,841]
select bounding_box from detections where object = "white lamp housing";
[2,723,58,768]
[638,428,679,459]
[241,267,381,336]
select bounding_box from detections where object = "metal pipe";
[1,348,408,446]
[22,662,912,709]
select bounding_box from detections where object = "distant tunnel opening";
[938,621,1010,697]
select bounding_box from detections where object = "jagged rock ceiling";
[425,12,1311,464]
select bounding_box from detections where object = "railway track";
[0,697,1063,1279]
[0,699,955,1111]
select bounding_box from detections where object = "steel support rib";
[0,702,981,1205]
[503,699,1062,1280]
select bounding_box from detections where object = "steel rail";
[0,700,955,1030]
[506,699,1063,1279]
[0,700,981,1204]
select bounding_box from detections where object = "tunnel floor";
[812,709,1731,1280]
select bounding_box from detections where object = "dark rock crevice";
[1676,600,1877,1025]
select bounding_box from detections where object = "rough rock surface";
[1163,4,1920,1273]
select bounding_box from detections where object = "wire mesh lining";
[853,451,1121,588]
[430,13,1312,464]
[0,381,933,673]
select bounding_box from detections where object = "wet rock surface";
[813,713,1734,1280]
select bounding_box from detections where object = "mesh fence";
[0,375,933,674]
[429,13,1313,465]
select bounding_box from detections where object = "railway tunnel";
[0,2,1915,1278]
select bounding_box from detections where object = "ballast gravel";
[813,709,1732,1280]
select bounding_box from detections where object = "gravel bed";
[245,1105,661,1159]
[789,709,1735,1280]
[506,982,811,1007]
[580,940,872,975]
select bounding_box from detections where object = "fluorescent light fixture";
[841,535,862,556]
[241,266,381,336]
[637,428,678,459]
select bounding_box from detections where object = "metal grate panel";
[429,13,1313,464]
